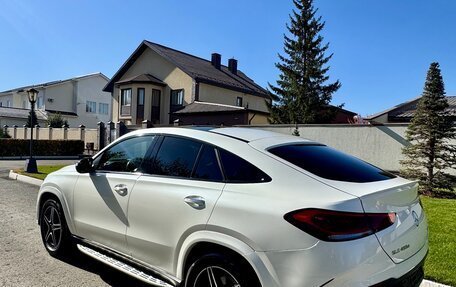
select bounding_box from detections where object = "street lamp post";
[25,88,38,173]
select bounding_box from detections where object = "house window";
[99,103,109,115]
[236,97,243,107]
[170,89,184,112]
[37,96,44,109]
[138,88,145,106]
[86,101,96,113]
[121,89,132,116]
[6,100,11,107]
[152,89,161,123]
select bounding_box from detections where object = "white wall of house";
[41,82,74,112]
[0,74,111,128]
[0,94,13,107]
[74,75,112,127]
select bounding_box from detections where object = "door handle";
[184,196,206,210]
[114,184,128,196]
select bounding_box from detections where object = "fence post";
[12,125,17,139]
[35,124,40,140]
[79,124,86,142]
[116,121,128,139]
[97,122,105,151]
[142,120,152,129]
[106,121,115,144]
[62,124,68,140]
[49,127,53,140]
[23,125,27,139]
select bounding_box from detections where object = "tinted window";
[192,145,223,182]
[269,144,395,183]
[152,137,202,178]
[219,149,271,183]
[97,136,155,172]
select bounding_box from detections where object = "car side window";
[191,145,223,182]
[151,136,202,178]
[96,136,155,173]
[218,149,271,183]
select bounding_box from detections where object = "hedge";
[0,139,84,156]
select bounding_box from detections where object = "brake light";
[284,209,396,242]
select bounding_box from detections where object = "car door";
[73,135,156,254]
[126,136,225,273]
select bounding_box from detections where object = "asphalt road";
[0,174,151,287]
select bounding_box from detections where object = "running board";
[77,244,174,287]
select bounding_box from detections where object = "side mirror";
[76,157,94,173]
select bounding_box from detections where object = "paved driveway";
[0,174,150,287]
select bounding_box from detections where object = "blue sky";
[0,0,455,116]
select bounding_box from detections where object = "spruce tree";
[268,0,341,124]
[26,109,38,128]
[400,62,456,195]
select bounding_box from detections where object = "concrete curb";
[8,170,43,186]
[421,280,453,287]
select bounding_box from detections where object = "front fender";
[175,230,280,287]
[37,184,76,234]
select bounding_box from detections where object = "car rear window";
[268,144,395,183]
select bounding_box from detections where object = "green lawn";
[15,165,68,180]
[422,196,456,286]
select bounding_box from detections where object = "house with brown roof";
[103,40,272,126]
[366,95,456,124]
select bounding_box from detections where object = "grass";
[14,165,68,180]
[422,196,456,286]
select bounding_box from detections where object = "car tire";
[39,198,74,257]
[184,253,261,287]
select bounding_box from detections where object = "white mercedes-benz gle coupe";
[37,127,428,287]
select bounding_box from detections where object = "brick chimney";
[228,58,238,74]
[211,53,221,70]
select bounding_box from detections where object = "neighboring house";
[324,105,358,124]
[0,73,112,128]
[366,95,456,124]
[0,106,47,127]
[103,40,272,126]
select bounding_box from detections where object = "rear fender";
[175,230,280,287]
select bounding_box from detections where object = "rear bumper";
[259,235,428,287]
[370,254,426,287]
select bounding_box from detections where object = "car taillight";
[284,208,396,242]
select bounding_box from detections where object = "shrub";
[0,129,10,138]
[0,139,84,156]
[46,113,69,128]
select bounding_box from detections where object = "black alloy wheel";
[185,254,260,287]
[39,198,73,257]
